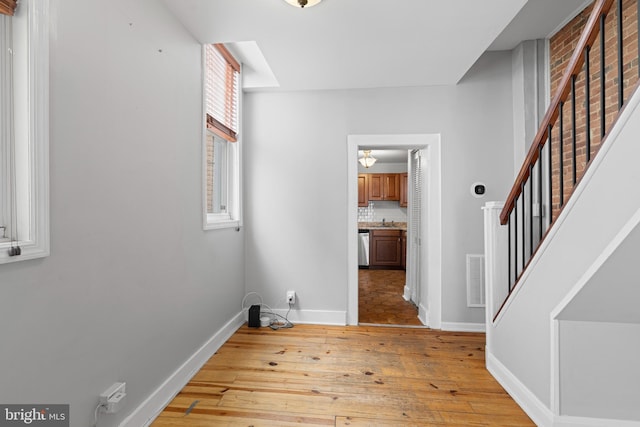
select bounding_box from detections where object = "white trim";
[486,350,554,427]
[120,312,245,427]
[403,285,411,301]
[418,302,429,326]
[440,322,486,333]
[554,416,640,427]
[0,0,50,264]
[544,37,551,111]
[493,85,640,325]
[551,318,561,416]
[347,134,442,328]
[203,217,241,231]
[268,309,347,326]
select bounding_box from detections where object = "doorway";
[356,148,420,326]
[347,134,442,328]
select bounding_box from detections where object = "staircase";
[483,0,640,425]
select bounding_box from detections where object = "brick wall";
[548,0,638,218]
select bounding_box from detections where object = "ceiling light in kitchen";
[359,150,377,168]
[284,0,322,8]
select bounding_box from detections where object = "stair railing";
[496,0,639,318]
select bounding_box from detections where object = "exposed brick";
[548,0,638,218]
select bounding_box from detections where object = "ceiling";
[489,0,590,51]
[163,0,591,92]
[359,150,408,164]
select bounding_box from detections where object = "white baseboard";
[120,311,245,427]
[486,350,554,427]
[268,309,347,326]
[554,416,640,427]
[488,349,640,427]
[403,285,411,301]
[418,303,430,326]
[440,322,486,332]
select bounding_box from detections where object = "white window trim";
[202,52,242,231]
[0,0,50,264]
[203,136,242,231]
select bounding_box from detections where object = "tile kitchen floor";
[358,269,423,326]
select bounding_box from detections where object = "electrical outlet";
[99,382,127,414]
[286,291,296,304]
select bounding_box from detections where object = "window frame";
[0,0,49,264]
[202,44,242,231]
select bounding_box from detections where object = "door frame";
[347,134,442,327]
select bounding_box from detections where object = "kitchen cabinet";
[368,174,400,201]
[358,174,368,207]
[400,173,408,207]
[369,229,404,269]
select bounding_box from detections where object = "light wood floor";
[152,324,533,426]
[359,269,423,326]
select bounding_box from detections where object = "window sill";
[0,240,50,264]
[204,214,241,231]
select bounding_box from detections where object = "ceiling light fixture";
[284,0,322,8]
[359,150,377,168]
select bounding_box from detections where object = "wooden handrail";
[499,0,615,225]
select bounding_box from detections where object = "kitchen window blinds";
[204,44,240,142]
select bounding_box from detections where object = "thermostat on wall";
[471,182,486,198]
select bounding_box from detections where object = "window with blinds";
[202,43,241,230]
[204,44,240,142]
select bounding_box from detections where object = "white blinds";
[204,44,239,142]
[407,149,423,304]
[411,150,422,243]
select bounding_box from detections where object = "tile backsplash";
[357,201,407,223]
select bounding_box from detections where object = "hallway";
[358,269,423,326]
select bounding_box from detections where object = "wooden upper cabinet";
[368,174,384,200]
[384,174,400,201]
[400,173,408,207]
[368,174,400,201]
[358,174,368,207]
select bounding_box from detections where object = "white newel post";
[482,202,508,353]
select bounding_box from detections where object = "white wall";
[511,39,547,175]
[559,321,640,420]
[243,51,514,325]
[557,220,640,324]
[357,161,407,174]
[0,1,245,426]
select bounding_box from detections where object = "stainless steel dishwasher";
[358,229,370,268]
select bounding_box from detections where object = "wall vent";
[466,254,485,307]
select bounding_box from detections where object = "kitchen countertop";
[358,221,407,231]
